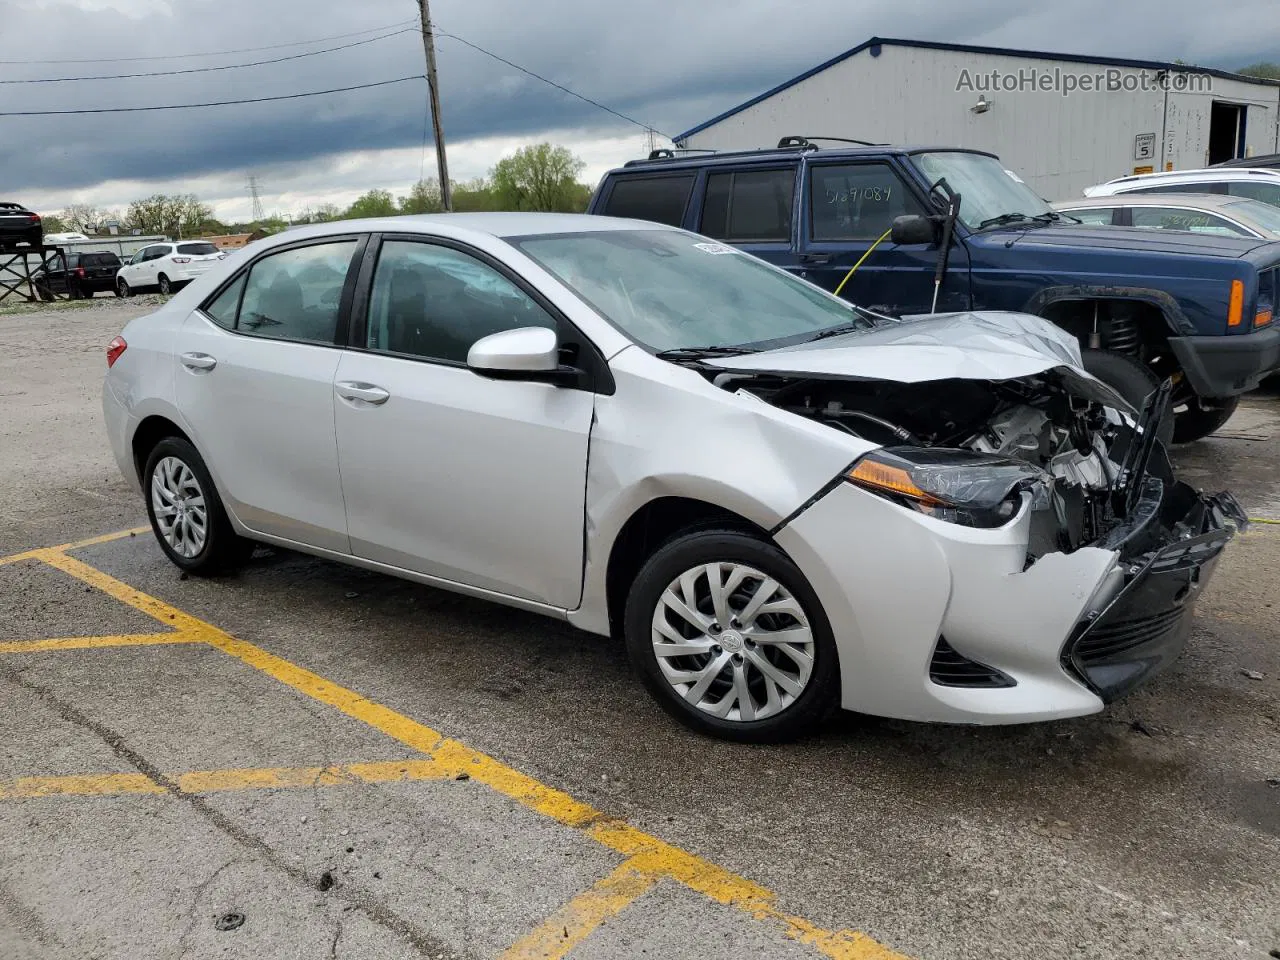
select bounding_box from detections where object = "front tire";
[1173,396,1239,443]
[143,437,248,575]
[624,529,839,742]
[1080,349,1175,447]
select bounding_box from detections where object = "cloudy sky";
[5,0,1278,222]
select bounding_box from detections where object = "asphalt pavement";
[1,299,1277,960]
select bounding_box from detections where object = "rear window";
[700,168,796,243]
[177,242,220,256]
[81,252,120,266]
[602,175,695,227]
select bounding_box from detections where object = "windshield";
[177,242,220,256]
[510,229,867,351]
[914,151,1055,229]
[1223,198,1280,236]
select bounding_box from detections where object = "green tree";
[452,178,502,212]
[345,189,398,219]
[126,194,213,237]
[1238,61,1280,79]
[491,144,588,212]
[58,203,108,233]
[398,179,444,215]
[40,213,69,233]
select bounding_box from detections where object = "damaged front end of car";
[707,353,1247,705]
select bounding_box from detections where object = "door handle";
[336,381,390,405]
[180,352,217,371]
[799,253,832,265]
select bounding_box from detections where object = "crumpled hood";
[706,310,1131,410]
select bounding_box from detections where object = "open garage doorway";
[1209,102,1246,164]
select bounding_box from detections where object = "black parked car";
[33,250,123,299]
[0,201,43,251]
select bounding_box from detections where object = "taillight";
[76,266,86,278]
[106,336,127,367]
[30,213,41,222]
[171,256,191,264]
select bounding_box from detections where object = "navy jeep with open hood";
[588,141,1280,443]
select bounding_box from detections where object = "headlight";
[845,447,1050,528]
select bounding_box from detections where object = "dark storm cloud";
[4,0,1279,202]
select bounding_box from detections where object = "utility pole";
[416,0,452,211]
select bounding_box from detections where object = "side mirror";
[891,214,938,246]
[468,326,573,383]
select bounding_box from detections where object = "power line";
[0,28,417,84]
[434,30,665,138]
[0,19,418,66]
[0,75,425,116]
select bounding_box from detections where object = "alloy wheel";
[151,456,208,558]
[651,562,814,722]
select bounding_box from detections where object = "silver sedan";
[102,214,1243,741]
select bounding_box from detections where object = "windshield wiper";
[803,320,868,343]
[976,212,1035,229]
[1031,210,1079,224]
[654,345,761,360]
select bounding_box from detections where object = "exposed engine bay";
[713,370,1182,560]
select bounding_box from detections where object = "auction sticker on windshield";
[693,241,738,255]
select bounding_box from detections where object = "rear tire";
[143,437,249,575]
[158,274,172,295]
[1173,396,1240,444]
[1080,349,1174,447]
[117,279,131,298]
[624,529,839,743]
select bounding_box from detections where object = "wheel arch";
[1024,287,1194,339]
[130,414,192,484]
[603,496,777,640]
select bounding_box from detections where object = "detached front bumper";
[1061,489,1246,701]
[1169,325,1280,397]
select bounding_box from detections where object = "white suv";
[1083,167,1280,209]
[116,241,227,296]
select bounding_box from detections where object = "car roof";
[261,213,675,247]
[1089,167,1280,192]
[605,144,998,175]
[1058,193,1259,211]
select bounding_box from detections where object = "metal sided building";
[673,37,1280,201]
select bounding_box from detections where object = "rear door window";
[601,175,695,227]
[700,168,796,242]
[229,241,358,343]
[808,163,926,240]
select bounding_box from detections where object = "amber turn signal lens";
[1228,280,1245,327]
[846,460,944,506]
[1255,309,1273,328]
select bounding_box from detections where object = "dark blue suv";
[588,142,1280,442]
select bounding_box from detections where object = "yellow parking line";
[0,527,149,567]
[0,633,197,654]
[35,550,212,634]
[0,772,165,799]
[498,858,659,960]
[30,541,910,959]
[0,759,452,800]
